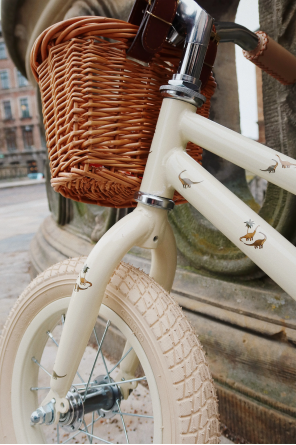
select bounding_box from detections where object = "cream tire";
[0,257,220,444]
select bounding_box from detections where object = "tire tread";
[0,257,220,444]
[109,262,220,443]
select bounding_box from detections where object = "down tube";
[166,148,296,299]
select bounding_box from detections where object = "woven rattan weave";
[31,17,215,207]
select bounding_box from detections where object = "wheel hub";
[30,375,122,432]
[58,388,84,432]
[91,375,121,419]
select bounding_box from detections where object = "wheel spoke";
[77,429,114,444]
[101,352,111,382]
[31,376,145,392]
[83,419,91,444]
[46,330,85,383]
[107,347,133,376]
[89,376,147,391]
[83,320,111,401]
[31,357,51,378]
[86,414,102,429]
[61,414,103,444]
[62,428,83,444]
[93,327,111,383]
[47,331,58,347]
[31,315,150,444]
[93,326,100,346]
[30,381,96,391]
[90,411,95,444]
[116,399,129,444]
[115,411,153,419]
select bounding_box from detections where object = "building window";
[22,125,34,149]
[20,98,30,118]
[0,70,10,89]
[17,70,28,87]
[0,42,7,59]
[27,160,38,173]
[3,100,12,120]
[5,128,17,151]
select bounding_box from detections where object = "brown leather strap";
[128,0,147,26]
[128,0,178,63]
[128,0,218,89]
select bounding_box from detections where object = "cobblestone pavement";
[0,183,50,333]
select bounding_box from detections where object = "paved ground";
[0,182,233,444]
[0,178,45,188]
[0,183,50,333]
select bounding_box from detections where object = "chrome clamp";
[134,191,175,211]
[160,83,205,107]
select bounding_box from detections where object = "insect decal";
[52,370,67,380]
[74,265,92,292]
[276,154,296,169]
[178,170,203,188]
[260,159,278,173]
[243,232,267,249]
[239,220,267,249]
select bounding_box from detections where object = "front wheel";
[0,258,220,444]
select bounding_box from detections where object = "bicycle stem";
[163,0,260,106]
[167,0,214,92]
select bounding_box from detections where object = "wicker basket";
[31,17,215,208]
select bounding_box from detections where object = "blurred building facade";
[0,24,46,180]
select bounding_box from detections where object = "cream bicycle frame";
[43,97,296,415]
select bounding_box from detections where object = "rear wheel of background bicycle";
[0,258,220,444]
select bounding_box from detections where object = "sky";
[235,0,260,139]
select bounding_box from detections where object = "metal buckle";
[146,11,173,27]
[134,191,175,211]
[210,30,220,45]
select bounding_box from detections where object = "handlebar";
[242,31,296,85]
[214,22,258,51]
[165,0,296,103]
[214,22,296,85]
[128,0,296,107]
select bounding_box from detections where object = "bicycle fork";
[37,99,189,420]
[39,202,177,417]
